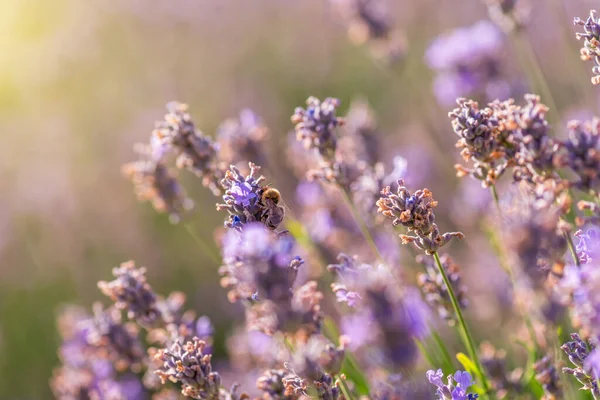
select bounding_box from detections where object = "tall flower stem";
[512,33,559,122]
[490,185,502,216]
[337,375,356,400]
[183,222,221,264]
[432,252,492,395]
[564,232,580,267]
[338,185,384,262]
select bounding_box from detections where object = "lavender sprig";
[376,181,464,254]
[426,369,479,400]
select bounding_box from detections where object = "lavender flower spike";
[98,260,161,327]
[377,181,464,254]
[574,10,600,85]
[122,157,193,224]
[561,333,600,397]
[154,337,225,400]
[152,101,224,194]
[291,96,344,160]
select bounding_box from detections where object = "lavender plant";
[47,5,600,400]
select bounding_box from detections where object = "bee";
[258,186,286,230]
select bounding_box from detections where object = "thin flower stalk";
[433,252,492,396]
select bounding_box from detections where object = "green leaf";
[456,353,485,395]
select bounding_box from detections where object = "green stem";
[564,231,580,267]
[183,223,221,264]
[338,185,384,262]
[432,252,492,396]
[338,375,356,400]
[512,32,559,122]
[490,185,502,216]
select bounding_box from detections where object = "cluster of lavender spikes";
[51,6,600,400]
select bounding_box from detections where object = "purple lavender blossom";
[51,306,146,400]
[220,222,302,304]
[426,21,507,106]
[426,369,479,400]
[576,228,600,264]
[328,254,431,370]
[217,163,284,231]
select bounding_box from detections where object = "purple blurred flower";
[426,20,508,106]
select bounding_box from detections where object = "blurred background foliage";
[3,0,600,397]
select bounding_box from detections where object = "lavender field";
[5,0,600,398]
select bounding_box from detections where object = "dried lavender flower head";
[556,118,600,193]
[216,109,269,169]
[122,153,193,224]
[426,20,508,105]
[449,98,508,187]
[291,96,344,160]
[507,94,556,183]
[377,181,464,254]
[98,260,161,327]
[154,337,223,400]
[574,10,600,85]
[152,101,224,195]
[426,369,479,400]
[220,222,302,304]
